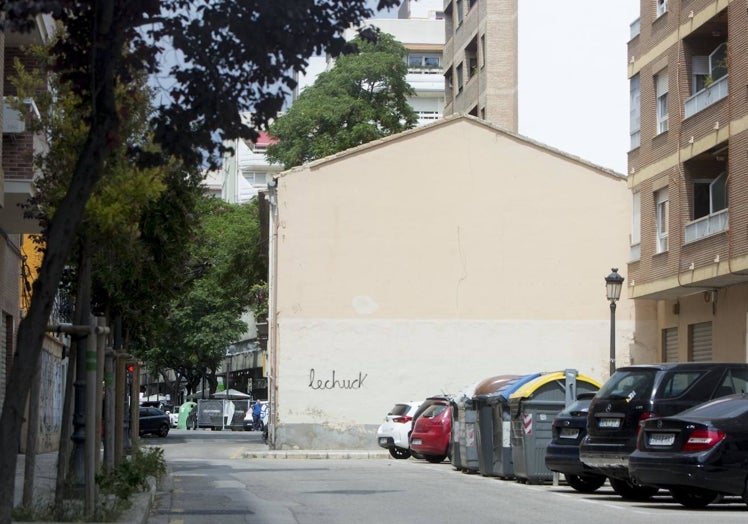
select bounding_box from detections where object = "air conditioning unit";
[3,97,40,134]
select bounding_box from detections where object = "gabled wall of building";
[269,116,644,449]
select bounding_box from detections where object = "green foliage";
[266,32,418,169]
[97,447,167,501]
[249,282,269,321]
[140,199,267,386]
[12,448,166,522]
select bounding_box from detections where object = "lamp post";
[605,268,624,376]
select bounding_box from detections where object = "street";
[146,430,748,523]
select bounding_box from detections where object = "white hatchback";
[376,402,421,459]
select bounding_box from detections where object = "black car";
[545,392,606,493]
[139,406,170,437]
[580,362,748,500]
[629,394,748,508]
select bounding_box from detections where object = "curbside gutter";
[242,450,390,460]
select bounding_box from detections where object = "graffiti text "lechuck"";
[308,369,368,390]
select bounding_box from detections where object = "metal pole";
[84,317,97,514]
[609,300,617,376]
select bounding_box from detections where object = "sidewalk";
[13,452,153,524]
[13,448,388,522]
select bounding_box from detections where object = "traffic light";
[125,361,138,378]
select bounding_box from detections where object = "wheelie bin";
[475,373,541,478]
[509,370,600,484]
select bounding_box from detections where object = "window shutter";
[663,327,678,362]
[656,72,668,96]
[689,322,712,362]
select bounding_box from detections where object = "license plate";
[559,428,579,439]
[648,433,675,446]
[411,438,422,445]
[598,418,621,429]
[378,437,388,445]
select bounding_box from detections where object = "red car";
[410,401,452,463]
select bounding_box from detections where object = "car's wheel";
[565,473,606,493]
[389,447,411,459]
[424,454,447,463]
[411,451,424,460]
[158,424,170,438]
[609,477,659,500]
[670,487,721,508]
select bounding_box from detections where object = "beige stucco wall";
[271,116,645,449]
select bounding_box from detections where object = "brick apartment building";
[442,0,518,131]
[627,0,748,362]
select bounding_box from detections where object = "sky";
[370,0,640,174]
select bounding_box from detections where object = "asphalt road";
[145,429,748,524]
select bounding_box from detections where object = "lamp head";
[605,268,625,302]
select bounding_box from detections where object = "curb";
[116,476,157,524]
[242,450,390,460]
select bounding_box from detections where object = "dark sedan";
[629,393,748,508]
[139,406,170,438]
[545,392,606,493]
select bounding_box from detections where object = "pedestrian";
[252,401,263,431]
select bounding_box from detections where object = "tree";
[266,32,417,169]
[0,1,401,519]
[139,198,266,400]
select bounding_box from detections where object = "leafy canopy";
[266,32,417,169]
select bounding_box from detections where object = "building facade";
[627,0,748,363]
[0,16,68,453]
[442,0,518,131]
[266,116,638,450]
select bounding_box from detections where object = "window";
[692,44,727,94]
[631,192,641,260]
[407,54,441,70]
[656,188,669,253]
[630,75,640,149]
[662,327,678,362]
[456,0,464,25]
[694,172,727,220]
[456,62,464,93]
[656,0,667,17]
[480,34,486,68]
[655,72,668,134]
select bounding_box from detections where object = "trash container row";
[450,369,600,484]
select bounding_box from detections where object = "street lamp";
[605,268,625,376]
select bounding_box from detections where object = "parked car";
[410,400,452,463]
[376,401,421,459]
[244,401,269,431]
[580,362,748,500]
[139,406,170,437]
[629,393,748,508]
[409,396,451,459]
[167,405,180,428]
[545,392,606,493]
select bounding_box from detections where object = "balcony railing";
[684,208,729,244]
[684,75,728,119]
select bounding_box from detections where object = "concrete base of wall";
[275,423,380,450]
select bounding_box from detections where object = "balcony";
[684,208,728,244]
[684,74,728,119]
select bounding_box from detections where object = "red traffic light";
[127,364,135,373]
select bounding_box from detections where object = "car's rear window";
[421,404,448,418]
[597,370,657,401]
[679,395,748,420]
[388,404,411,416]
[559,398,591,417]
